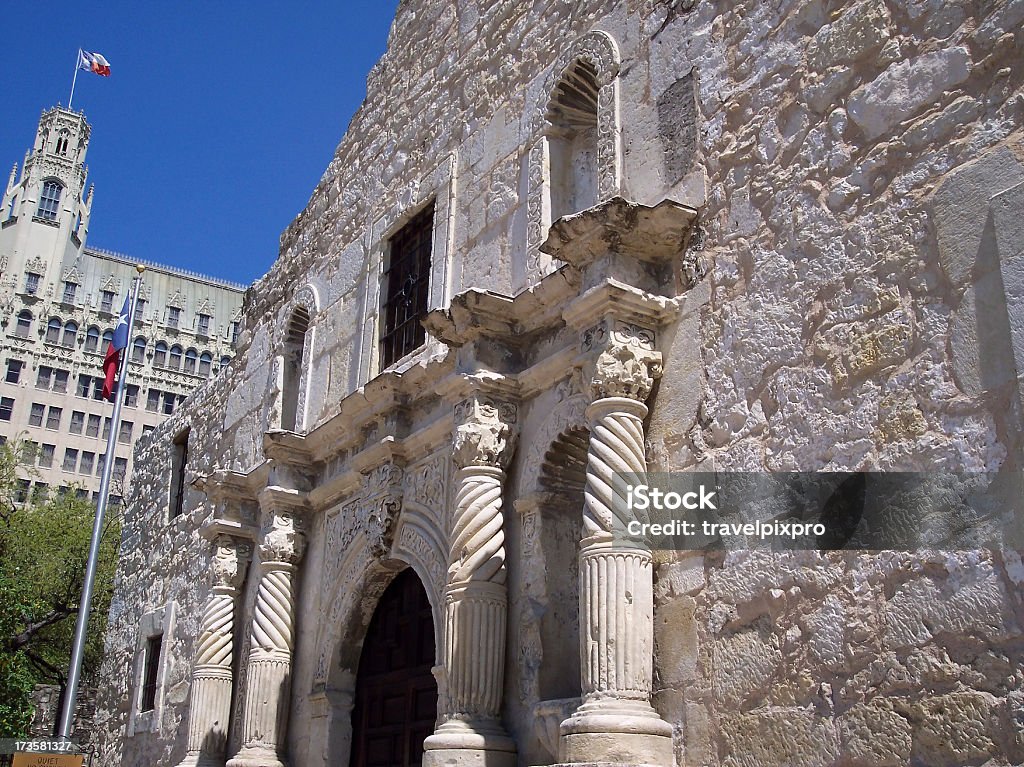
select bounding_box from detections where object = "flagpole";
[58,265,145,740]
[68,49,81,110]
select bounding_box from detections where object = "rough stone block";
[838,697,912,766]
[847,47,971,140]
[721,707,838,767]
[806,0,891,71]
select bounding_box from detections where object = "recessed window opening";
[281,308,310,431]
[140,633,162,712]
[546,60,600,221]
[170,427,189,519]
[380,202,434,369]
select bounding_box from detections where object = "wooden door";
[350,568,437,767]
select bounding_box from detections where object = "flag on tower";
[102,296,131,401]
[79,50,111,77]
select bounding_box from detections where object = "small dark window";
[100,290,115,313]
[62,282,77,303]
[167,307,180,329]
[124,384,139,408]
[6,359,23,384]
[140,634,162,712]
[0,397,13,422]
[380,202,434,368]
[197,313,211,336]
[170,428,189,518]
[146,389,160,412]
[15,311,32,338]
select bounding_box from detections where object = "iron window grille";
[380,202,434,369]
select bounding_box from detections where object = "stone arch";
[272,284,320,432]
[314,498,446,767]
[524,30,622,286]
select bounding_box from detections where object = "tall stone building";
[0,106,245,500]
[97,1,1024,766]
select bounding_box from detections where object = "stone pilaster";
[177,535,251,767]
[424,394,517,767]
[226,511,306,767]
[559,323,674,766]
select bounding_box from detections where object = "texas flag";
[79,50,111,77]
[102,296,131,401]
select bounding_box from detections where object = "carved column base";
[558,542,672,767]
[226,655,292,767]
[423,581,515,767]
[177,666,233,767]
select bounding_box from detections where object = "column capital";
[211,534,252,592]
[452,394,518,469]
[579,318,662,403]
[258,511,306,565]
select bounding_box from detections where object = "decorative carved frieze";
[581,319,662,402]
[453,395,518,469]
[258,512,306,565]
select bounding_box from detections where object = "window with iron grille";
[37,180,62,221]
[170,428,189,518]
[140,634,162,712]
[380,202,434,369]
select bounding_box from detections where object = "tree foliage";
[0,442,121,737]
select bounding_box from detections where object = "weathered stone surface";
[720,707,839,767]
[806,0,891,71]
[838,698,913,766]
[932,146,1024,287]
[847,47,971,140]
[909,692,999,766]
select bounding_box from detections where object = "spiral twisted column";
[560,325,674,766]
[227,512,306,767]
[424,395,517,767]
[177,536,251,767]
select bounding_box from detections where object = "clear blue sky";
[0,2,400,285]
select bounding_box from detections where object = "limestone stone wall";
[96,0,1024,765]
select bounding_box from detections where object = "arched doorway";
[350,568,437,767]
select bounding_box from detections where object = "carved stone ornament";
[363,496,402,558]
[258,512,306,565]
[583,320,663,402]
[211,535,250,590]
[452,395,518,469]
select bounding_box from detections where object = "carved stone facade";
[98,2,1024,767]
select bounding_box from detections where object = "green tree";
[0,442,121,737]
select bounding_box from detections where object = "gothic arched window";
[199,352,212,377]
[16,311,32,339]
[85,326,100,352]
[62,321,78,348]
[37,180,63,221]
[46,318,62,344]
[183,348,197,374]
[546,60,600,221]
[132,337,147,363]
[153,342,168,368]
[169,345,183,370]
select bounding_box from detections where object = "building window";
[142,425,154,437]
[69,411,85,434]
[380,202,434,369]
[62,281,77,303]
[46,318,61,344]
[86,414,100,438]
[29,403,44,427]
[24,273,40,295]
[153,342,167,368]
[125,384,139,408]
[199,352,212,377]
[102,329,113,348]
[95,456,104,477]
[168,345,182,370]
[220,355,231,368]
[6,359,23,384]
[230,321,240,345]
[46,406,62,431]
[146,389,160,412]
[114,456,128,481]
[163,394,177,415]
[281,308,310,431]
[32,483,48,502]
[0,397,13,422]
[118,421,133,444]
[56,131,69,156]
[53,369,68,394]
[183,348,197,374]
[85,326,100,352]
[170,428,189,518]
[62,321,78,348]
[136,298,146,317]
[37,180,62,221]
[102,417,111,441]
[197,313,211,336]
[6,195,16,221]
[62,448,78,472]
[15,479,29,504]
[38,444,54,469]
[140,634,162,713]
[15,311,32,338]
[73,213,82,236]
[80,451,94,475]
[76,374,91,398]
[100,290,115,314]
[546,59,600,220]
[167,307,180,329]
[35,367,51,390]
[132,337,146,363]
